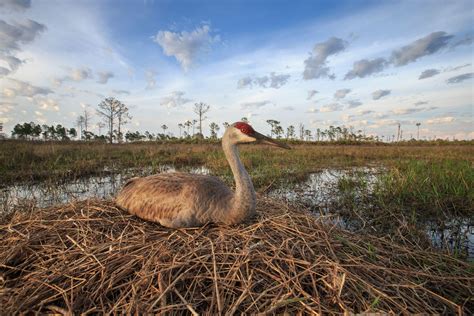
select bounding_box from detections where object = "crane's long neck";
[221,134,256,224]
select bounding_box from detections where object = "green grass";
[334,159,473,220]
[331,159,473,258]
[2,140,473,191]
[373,159,474,217]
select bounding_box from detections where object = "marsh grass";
[335,160,473,220]
[374,160,474,217]
[2,140,473,190]
[330,160,473,258]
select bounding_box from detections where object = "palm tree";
[184,120,191,136]
[286,125,295,139]
[416,122,421,140]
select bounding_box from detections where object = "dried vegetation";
[1,197,472,314]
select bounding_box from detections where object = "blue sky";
[0,0,473,139]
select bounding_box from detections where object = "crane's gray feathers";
[116,173,234,228]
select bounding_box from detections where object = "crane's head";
[227,122,290,149]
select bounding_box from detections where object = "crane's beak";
[253,131,291,149]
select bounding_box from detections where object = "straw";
[0,197,472,314]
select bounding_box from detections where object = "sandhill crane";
[116,122,289,228]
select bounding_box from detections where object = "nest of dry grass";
[0,197,472,314]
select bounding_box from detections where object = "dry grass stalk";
[0,197,472,314]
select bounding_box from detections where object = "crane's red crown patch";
[233,122,255,135]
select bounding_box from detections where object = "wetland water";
[1,166,472,259]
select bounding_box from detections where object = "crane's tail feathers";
[115,177,140,207]
[123,177,139,188]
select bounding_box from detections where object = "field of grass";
[2,139,473,188]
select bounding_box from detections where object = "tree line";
[8,97,429,143]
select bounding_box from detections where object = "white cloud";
[0,54,23,75]
[0,101,15,113]
[369,119,402,128]
[2,79,52,98]
[392,106,437,115]
[334,88,351,100]
[392,107,423,115]
[145,69,157,89]
[303,37,347,80]
[160,91,191,108]
[414,101,428,106]
[268,72,291,88]
[356,109,374,116]
[346,100,362,108]
[241,100,272,109]
[0,16,45,75]
[345,58,388,79]
[446,63,471,72]
[372,89,391,100]
[391,31,453,66]
[307,90,318,100]
[0,116,12,123]
[237,72,291,89]
[0,0,31,11]
[97,71,114,84]
[237,76,253,89]
[320,103,343,112]
[70,67,92,81]
[112,89,130,95]
[54,67,93,84]
[34,97,60,111]
[426,116,455,124]
[153,24,219,71]
[0,66,9,76]
[450,34,473,49]
[418,69,440,79]
[341,114,353,122]
[446,73,473,84]
[0,19,46,53]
